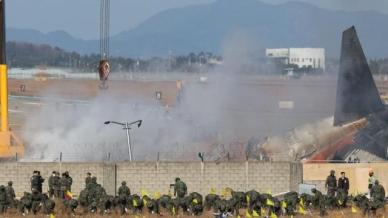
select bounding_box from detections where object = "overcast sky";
[6,0,388,40]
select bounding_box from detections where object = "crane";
[0,0,24,158]
[98,0,110,89]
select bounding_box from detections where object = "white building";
[266,48,325,71]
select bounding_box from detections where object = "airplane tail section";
[334,26,384,126]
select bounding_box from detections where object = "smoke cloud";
[21,31,336,162]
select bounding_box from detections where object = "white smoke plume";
[21,30,336,162]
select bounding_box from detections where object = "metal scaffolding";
[100,0,110,60]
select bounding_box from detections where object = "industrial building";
[266,48,325,71]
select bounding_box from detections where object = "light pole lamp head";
[138,120,142,128]
[104,121,111,125]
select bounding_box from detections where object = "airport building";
[266,48,325,71]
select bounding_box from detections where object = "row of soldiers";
[0,182,55,216]
[47,171,73,198]
[0,181,15,213]
[0,174,386,217]
[30,170,73,198]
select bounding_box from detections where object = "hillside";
[7,0,388,58]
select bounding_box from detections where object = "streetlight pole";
[104,120,142,161]
[124,122,132,161]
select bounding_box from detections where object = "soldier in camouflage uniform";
[283,191,299,215]
[48,171,57,198]
[64,198,79,215]
[228,191,244,216]
[89,201,98,213]
[78,188,90,210]
[5,181,15,208]
[311,188,326,216]
[98,194,112,215]
[86,177,98,211]
[245,190,260,212]
[118,181,131,214]
[19,192,32,216]
[214,199,232,217]
[173,177,187,214]
[143,195,160,214]
[60,171,73,199]
[352,194,370,215]
[370,180,386,214]
[31,189,43,214]
[53,171,61,198]
[95,183,107,204]
[158,194,172,209]
[187,192,203,215]
[30,171,44,193]
[325,170,337,197]
[65,171,73,191]
[130,194,144,214]
[204,193,220,211]
[85,172,92,187]
[87,176,107,214]
[335,188,348,208]
[0,185,7,214]
[299,193,314,208]
[103,195,115,214]
[174,178,187,198]
[42,193,55,215]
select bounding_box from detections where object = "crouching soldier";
[19,192,32,216]
[283,191,299,215]
[311,188,326,217]
[64,198,79,216]
[42,194,55,215]
[205,193,220,211]
[370,180,386,215]
[188,192,203,215]
[159,194,172,209]
[353,194,370,215]
[143,195,159,214]
[31,189,43,215]
[130,194,143,214]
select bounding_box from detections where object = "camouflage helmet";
[175,177,180,182]
[311,188,317,193]
[121,181,126,185]
[0,185,5,190]
[375,180,379,185]
[8,181,12,185]
[330,170,335,175]
[92,176,97,183]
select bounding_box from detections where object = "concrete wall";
[303,163,388,195]
[0,161,302,197]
